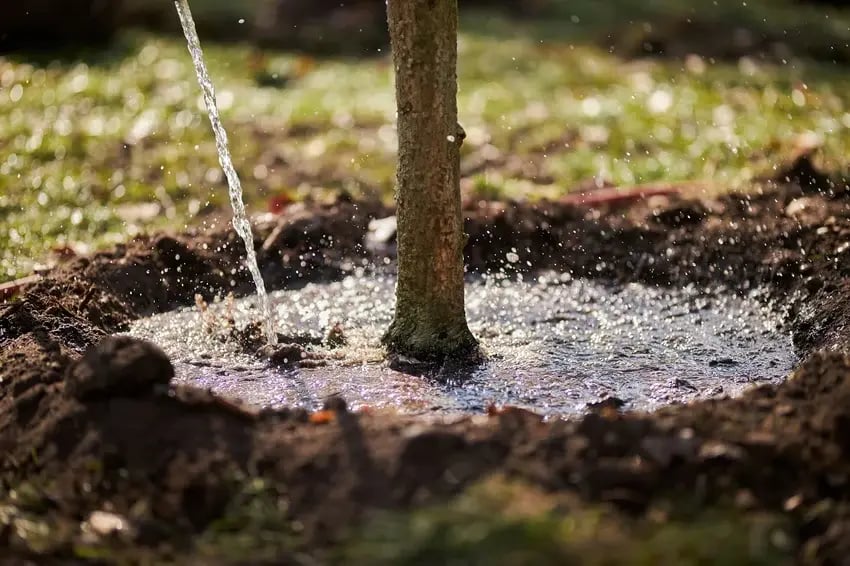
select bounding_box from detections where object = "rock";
[66,336,173,400]
[785,196,827,222]
[82,510,137,542]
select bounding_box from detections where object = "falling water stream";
[175,0,277,345]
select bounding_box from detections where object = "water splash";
[129,273,796,416]
[174,0,277,345]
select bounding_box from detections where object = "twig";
[0,275,42,302]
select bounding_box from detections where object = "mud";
[4,169,850,562]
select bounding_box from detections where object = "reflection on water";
[128,272,796,417]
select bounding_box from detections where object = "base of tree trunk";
[382,319,479,363]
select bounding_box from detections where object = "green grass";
[2,0,850,282]
[340,477,793,566]
[0,474,792,564]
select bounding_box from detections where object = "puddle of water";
[127,273,796,418]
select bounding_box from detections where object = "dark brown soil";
[3,162,850,563]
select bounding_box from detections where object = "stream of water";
[175,0,277,345]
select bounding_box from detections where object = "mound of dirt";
[4,177,850,562]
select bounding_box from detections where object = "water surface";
[128,273,795,417]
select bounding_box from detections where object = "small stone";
[785,197,827,222]
[82,510,137,542]
[784,196,824,219]
[784,493,804,512]
[785,197,810,217]
[66,337,173,400]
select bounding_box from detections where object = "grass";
[2,0,850,282]
[192,477,302,562]
[0,474,792,564]
[340,477,793,566]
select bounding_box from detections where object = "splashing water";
[129,273,796,416]
[175,0,277,345]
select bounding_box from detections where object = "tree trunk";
[382,0,478,361]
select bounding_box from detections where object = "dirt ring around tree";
[4,172,850,562]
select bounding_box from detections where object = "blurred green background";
[1,0,849,282]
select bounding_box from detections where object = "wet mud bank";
[4,176,850,562]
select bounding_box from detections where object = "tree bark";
[382,0,478,361]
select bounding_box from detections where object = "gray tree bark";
[382,0,478,361]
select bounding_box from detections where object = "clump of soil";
[66,336,173,400]
[193,293,326,366]
[4,170,850,562]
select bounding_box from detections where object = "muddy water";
[127,273,796,417]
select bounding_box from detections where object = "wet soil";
[4,164,850,562]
